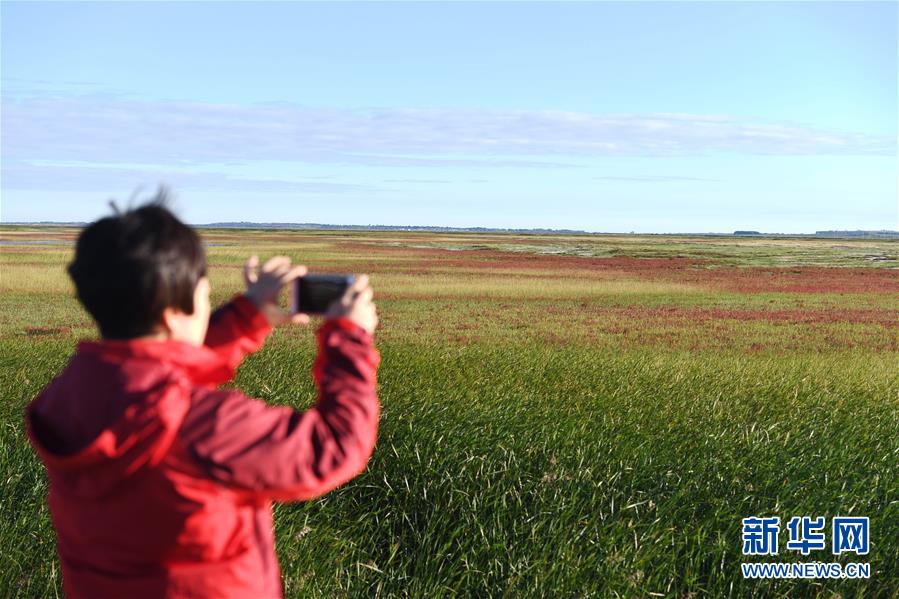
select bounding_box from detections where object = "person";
[25,197,380,598]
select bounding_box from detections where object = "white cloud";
[2,97,893,171]
[0,161,382,193]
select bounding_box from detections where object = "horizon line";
[2,221,897,239]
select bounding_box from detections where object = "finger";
[289,312,311,325]
[262,255,289,273]
[278,264,308,284]
[244,255,259,285]
[265,260,292,281]
[351,274,370,292]
[346,276,370,301]
[355,286,374,304]
[269,261,293,278]
[339,275,366,304]
[340,285,357,306]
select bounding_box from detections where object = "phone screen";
[293,274,354,314]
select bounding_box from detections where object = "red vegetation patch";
[25,326,71,336]
[340,242,705,272]
[1,247,51,254]
[679,266,899,295]
[337,243,899,294]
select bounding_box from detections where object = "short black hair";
[68,191,207,339]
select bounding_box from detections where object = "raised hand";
[243,255,310,326]
[325,274,378,335]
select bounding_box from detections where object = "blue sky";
[2,1,896,232]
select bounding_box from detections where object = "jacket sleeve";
[180,318,381,502]
[203,294,273,373]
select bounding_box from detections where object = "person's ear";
[195,277,210,306]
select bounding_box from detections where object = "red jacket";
[26,296,380,598]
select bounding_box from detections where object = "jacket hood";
[26,339,231,498]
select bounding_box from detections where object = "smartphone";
[292,273,355,314]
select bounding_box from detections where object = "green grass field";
[1,227,897,597]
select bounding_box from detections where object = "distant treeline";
[4,222,897,238]
[202,222,590,234]
[732,230,899,239]
[813,230,899,239]
[189,224,899,238]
